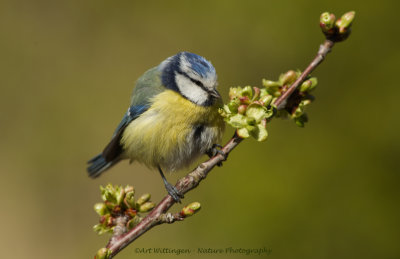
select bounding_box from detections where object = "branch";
[94,11,355,259]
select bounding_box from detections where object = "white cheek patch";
[175,73,208,105]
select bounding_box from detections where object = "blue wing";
[87,104,149,177]
[87,66,164,177]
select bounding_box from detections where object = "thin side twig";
[104,39,335,258]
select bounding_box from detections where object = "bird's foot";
[207,144,227,167]
[164,182,184,203]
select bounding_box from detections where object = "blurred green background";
[1,0,399,258]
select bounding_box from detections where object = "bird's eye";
[189,77,204,88]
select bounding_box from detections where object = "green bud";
[280,70,297,85]
[100,184,117,204]
[336,11,355,29]
[238,105,247,115]
[300,80,312,92]
[181,202,201,217]
[227,99,239,112]
[320,12,336,33]
[259,95,273,107]
[124,191,136,209]
[93,223,112,235]
[126,216,142,230]
[139,202,155,212]
[115,186,125,205]
[94,203,108,216]
[251,87,260,101]
[124,185,135,194]
[95,247,112,259]
[294,113,308,127]
[241,86,253,98]
[259,88,269,98]
[236,128,250,138]
[262,79,281,88]
[229,87,242,100]
[136,193,151,206]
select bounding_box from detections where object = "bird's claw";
[207,144,227,167]
[164,182,184,203]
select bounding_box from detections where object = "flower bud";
[180,202,201,217]
[280,70,297,85]
[139,202,155,212]
[136,193,151,206]
[95,247,111,259]
[94,203,108,216]
[124,185,135,195]
[238,105,247,114]
[227,100,239,112]
[336,11,355,30]
[262,79,281,88]
[241,86,253,98]
[259,95,273,107]
[320,12,336,33]
[251,87,260,101]
[124,191,136,209]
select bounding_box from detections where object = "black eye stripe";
[189,77,204,88]
[176,70,208,91]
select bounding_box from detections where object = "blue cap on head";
[159,52,217,94]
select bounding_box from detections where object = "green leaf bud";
[181,202,201,217]
[320,12,336,33]
[241,86,253,98]
[251,87,260,101]
[227,99,240,113]
[115,186,125,205]
[94,203,108,216]
[236,128,250,138]
[336,11,355,30]
[124,191,136,209]
[139,202,155,212]
[259,88,269,98]
[95,247,112,259]
[259,95,273,107]
[229,87,242,100]
[262,79,281,88]
[280,70,298,85]
[124,185,135,195]
[136,193,151,206]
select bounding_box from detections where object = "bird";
[87,52,225,202]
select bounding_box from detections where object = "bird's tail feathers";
[87,154,120,178]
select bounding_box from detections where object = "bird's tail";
[87,154,120,178]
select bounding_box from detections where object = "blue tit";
[87,52,225,202]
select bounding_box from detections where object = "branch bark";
[103,39,336,258]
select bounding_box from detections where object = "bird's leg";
[206,144,227,167]
[158,166,183,203]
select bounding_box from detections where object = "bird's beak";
[209,89,221,99]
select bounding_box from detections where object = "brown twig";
[102,39,336,258]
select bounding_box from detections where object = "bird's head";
[159,52,219,106]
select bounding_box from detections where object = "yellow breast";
[121,90,225,172]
